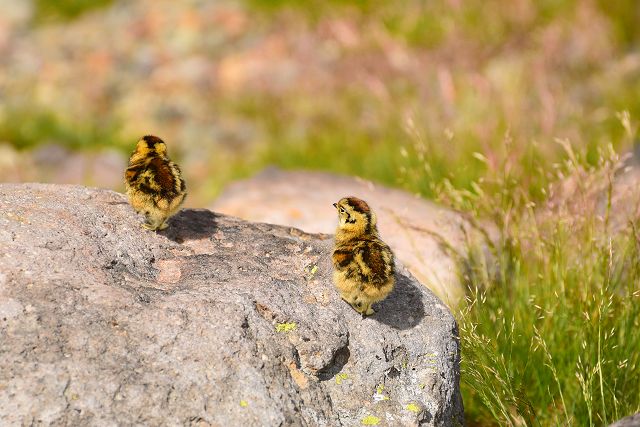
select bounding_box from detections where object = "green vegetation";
[0,108,128,151]
[34,0,114,21]
[445,134,640,425]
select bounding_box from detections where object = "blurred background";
[1,0,638,206]
[2,1,639,425]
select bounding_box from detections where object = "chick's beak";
[333,203,337,209]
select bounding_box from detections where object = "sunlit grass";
[0,108,129,151]
[421,126,640,425]
[460,211,640,425]
[33,0,114,21]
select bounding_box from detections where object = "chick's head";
[131,135,168,159]
[333,196,377,236]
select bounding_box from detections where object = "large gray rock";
[212,168,491,308]
[0,184,463,426]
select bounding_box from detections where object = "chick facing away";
[124,135,186,231]
[332,196,395,316]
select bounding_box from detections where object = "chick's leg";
[143,209,166,231]
[354,300,374,316]
[341,296,359,313]
[156,212,170,230]
[350,301,363,313]
[142,222,157,230]
[349,293,375,316]
[351,298,367,316]
[340,291,362,314]
[363,303,375,316]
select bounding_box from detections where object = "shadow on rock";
[161,209,218,243]
[317,345,351,381]
[372,273,425,330]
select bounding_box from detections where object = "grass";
[33,0,114,22]
[4,0,640,424]
[0,108,128,151]
[450,137,640,425]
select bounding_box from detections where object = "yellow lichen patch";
[239,400,248,407]
[373,393,389,402]
[373,392,389,402]
[405,403,421,413]
[361,415,381,425]
[422,353,439,373]
[373,383,389,402]
[275,322,297,333]
[305,264,319,280]
[335,372,348,385]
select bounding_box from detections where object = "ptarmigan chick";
[332,197,395,316]
[124,135,186,231]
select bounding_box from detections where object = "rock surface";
[543,149,640,236]
[0,184,463,426]
[609,413,640,427]
[212,168,489,307]
[602,153,640,234]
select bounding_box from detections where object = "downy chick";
[332,197,395,316]
[124,135,186,231]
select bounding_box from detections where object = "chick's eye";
[339,208,345,213]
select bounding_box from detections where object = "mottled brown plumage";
[332,197,395,316]
[124,135,186,231]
